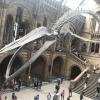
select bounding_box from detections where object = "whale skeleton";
[0,10,100,82]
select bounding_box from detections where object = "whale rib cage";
[0,10,100,81]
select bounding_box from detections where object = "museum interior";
[0,0,100,99]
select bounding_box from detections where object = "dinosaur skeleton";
[0,10,100,82]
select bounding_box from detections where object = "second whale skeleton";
[0,10,100,82]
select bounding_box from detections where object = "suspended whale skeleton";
[0,10,100,82]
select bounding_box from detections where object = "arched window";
[37,23,41,28]
[43,16,47,27]
[16,7,23,24]
[3,14,14,45]
[18,20,30,36]
[91,43,95,52]
[95,43,99,53]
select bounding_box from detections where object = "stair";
[73,72,100,99]
[69,51,100,99]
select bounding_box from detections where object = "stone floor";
[2,81,93,100]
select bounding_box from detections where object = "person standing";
[68,85,72,97]
[86,72,90,83]
[93,64,97,73]
[80,92,84,100]
[34,94,39,100]
[12,92,17,100]
[53,93,60,100]
[55,84,60,93]
[83,82,87,91]
[67,97,70,100]
[98,78,100,86]
[4,96,7,100]
[0,95,2,100]
[61,90,65,100]
[18,79,21,91]
[61,77,64,84]
[47,92,51,100]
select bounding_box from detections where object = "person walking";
[47,92,51,100]
[61,90,65,100]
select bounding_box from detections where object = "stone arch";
[7,2,32,18]
[3,14,14,45]
[16,7,23,24]
[30,55,46,80]
[52,56,64,77]
[70,65,81,80]
[6,2,32,36]
[18,20,31,36]
[0,55,23,82]
[71,38,80,51]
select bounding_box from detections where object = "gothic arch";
[52,56,64,77]
[30,55,46,80]
[3,14,14,45]
[0,55,23,82]
[70,65,81,80]
[71,38,80,51]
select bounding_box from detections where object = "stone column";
[87,43,91,54]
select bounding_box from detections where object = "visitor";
[96,64,100,73]
[96,85,100,93]
[68,84,72,97]
[53,93,60,100]
[94,93,99,100]
[18,79,21,91]
[67,96,70,100]
[12,92,17,100]
[0,95,2,100]
[61,90,65,100]
[61,77,64,84]
[57,79,60,85]
[80,92,84,100]
[83,72,87,79]
[55,84,60,93]
[98,78,100,86]
[4,96,7,100]
[34,80,37,89]
[86,72,90,82]
[47,92,51,100]
[83,82,87,91]
[36,80,39,90]
[93,64,97,73]
[38,80,42,90]
[34,94,39,100]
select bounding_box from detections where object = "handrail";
[69,51,86,66]
[70,66,90,88]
